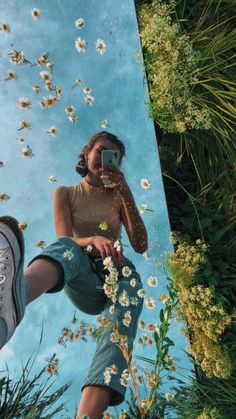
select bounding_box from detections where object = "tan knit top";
[67,178,123,256]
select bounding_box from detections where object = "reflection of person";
[0,131,148,419]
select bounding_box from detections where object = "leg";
[76,386,114,419]
[0,215,99,349]
[79,257,144,412]
[0,216,71,350]
[24,257,64,304]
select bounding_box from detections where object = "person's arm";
[53,186,94,249]
[118,185,148,254]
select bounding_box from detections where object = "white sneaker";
[0,216,27,350]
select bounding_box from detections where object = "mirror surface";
[0,0,192,415]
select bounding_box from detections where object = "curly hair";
[75,131,126,177]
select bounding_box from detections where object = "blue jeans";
[27,236,144,406]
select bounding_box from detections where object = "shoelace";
[0,247,12,309]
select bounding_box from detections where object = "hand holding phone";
[101,150,120,185]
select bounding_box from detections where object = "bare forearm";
[117,185,148,253]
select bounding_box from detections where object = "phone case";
[101,150,120,185]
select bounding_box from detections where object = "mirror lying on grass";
[0,0,193,417]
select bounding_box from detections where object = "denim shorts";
[27,236,144,406]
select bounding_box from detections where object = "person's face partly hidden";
[86,140,120,177]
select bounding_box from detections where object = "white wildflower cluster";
[118,290,130,307]
[65,105,78,123]
[103,267,119,303]
[139,0,211,133]
[103,364,118,385]
[102,255,136,308]
[63,247,74,260]
[120,368,131,387]
[110,324,128,352]
[122,310,132,327]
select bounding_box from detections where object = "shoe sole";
[0,215,25,325]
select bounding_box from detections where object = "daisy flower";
[18,97,31,109]
[118,290,130,307]
[147,276,158,287]
[111,364,118,375]
[34,52,51,68]
[75,37,87,52]
[0,23,10,33]
[138,320,146,330]
[68,113,78,123]
[17,137,25,143]
[8,50,29,65]
[103,368,112,385]
[0,161,4,168]
[4,70,16,80]
[130,278,136,288]
[101,119,108,128]
[113,239,122,252]
[47,126,57,136]
[83,86,92,94]
[122,311,132,327]
[32,84,41,93]
[55,87,62,96]
[18,223,27,231]
[121,265,132,278]
[0,193,10,202]
[140,204,154,214]
[36,240,46,248]
[75,18,85,29]
[141,178,151,189]
[63,247,74,260]
[65,105,75,114]
[43,95,58,107]
[147,323,159,333]
[103,256,114,270]
[137,288,145,298]
[84,94,94,105]
[144,297,156,309]
[140,203,147,214]
[85,244,93,253]
[45,80,53,90]
[99,220,108,231]
[110,328,120,344]
[31,8,40,20]
[120,369,130,387]
[40,70,51,81]
[165,392,175,401]
[72,77,82,88]
[21,145,34,158]
[48,175,57,183]
[160,294,169,304]
[61,327,69,338]
[95,38,106,54]
[87,325,95,334]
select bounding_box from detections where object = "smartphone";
[101,150,120,185]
